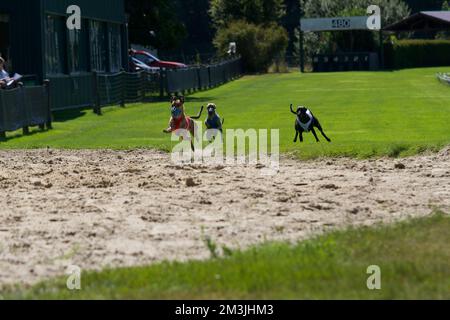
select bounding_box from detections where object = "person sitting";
[0,57,11,89]
[0,57,21,89]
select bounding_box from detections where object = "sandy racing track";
[0,148,449,287]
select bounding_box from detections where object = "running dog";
[163,96,204,151]
[204,103,224,142]
[290,104,331,143]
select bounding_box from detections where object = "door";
[0,13,11,67]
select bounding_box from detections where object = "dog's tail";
[290,104,296,115]
[189,106,204,120]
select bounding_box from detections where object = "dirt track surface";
[0,149,449,286]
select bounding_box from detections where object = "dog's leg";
[163,118,175,133]
[190,125,197,152]
[319,129,331,142]
[294,131,299,143]
[299,131,304,143]
[311,128,320,142]
[316,122,331,142]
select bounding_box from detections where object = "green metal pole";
[300,30,305,73]
[379,30,384,70]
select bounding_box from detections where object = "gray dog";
[205,103,224,141]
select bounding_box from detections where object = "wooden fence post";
[120,70,126,108]
[43,79,52,130]
[206,65,212,89]
[159,68,166,98]
[141,71,146,102]
[18,83,29,135]
[0,89,5,140]
[93,72,102,115]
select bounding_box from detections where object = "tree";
[209,0,286,27]
[173,0,215,55]
[210,0,289,72]
[282,0,302,55]
[214,20,288,72]
[403,0,445,13]
[125,0,187,50]
[436,1,450,39]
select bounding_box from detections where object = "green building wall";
[0,0,128,82]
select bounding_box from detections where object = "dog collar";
[171,106,182,118]
[297,110,313,132]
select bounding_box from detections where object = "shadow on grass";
[0,127,51,143]
[52,108,89,123]
[149,96,218,104]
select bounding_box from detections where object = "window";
[68,29,81,72]
[89,20,107,72]
[108,24,122,72]
[68,23,88,73]
[134,53,156,65]
[0,14,10,62]
[44,15,66,75]
[0,14,11,69]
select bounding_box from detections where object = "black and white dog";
[290,104,331,143]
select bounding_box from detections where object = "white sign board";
[301,16,370,32]
[301,6,381,32]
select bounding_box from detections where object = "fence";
[0,82,51,138]
[47,57,242,113]
[0,57,241,138]
[164,57,242,95]
[48,74,95,111]
[437,73,450,85]
[93,71,161,113]
[312,53,379,72]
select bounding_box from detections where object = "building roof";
[384,11,450,31]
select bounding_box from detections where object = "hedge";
[384,39,450,69]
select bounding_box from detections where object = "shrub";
[384,38,450,69]
[213,20,288,73]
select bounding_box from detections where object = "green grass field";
[1,67,450,159]
[4,213,449,300]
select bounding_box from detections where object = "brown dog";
[163,96,203,151]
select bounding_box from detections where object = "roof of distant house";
[384,11,450,31]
